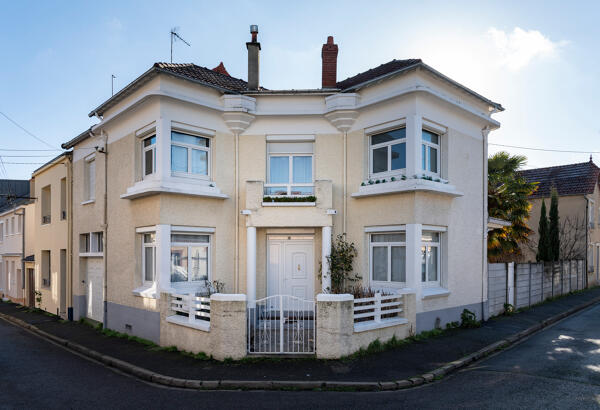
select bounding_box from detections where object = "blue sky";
[1,0,599,179]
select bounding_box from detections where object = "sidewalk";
[1,287,599,385]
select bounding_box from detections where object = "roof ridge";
[520,160,598,173]
[154,62,246,84]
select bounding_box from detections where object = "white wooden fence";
[170,293,211,324]
[353,293,404,330]
[488,260,586,317]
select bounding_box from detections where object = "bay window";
[370,233,406,284]
[370,128,406,177]
[265,142,313,196]
[171,131,210,178]
[421,231,441,286]
[143,135,156,177]
[142,233,156,283]
[170,233,210,283]
[422,129,440,175]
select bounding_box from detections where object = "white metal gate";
[247,295,315,354]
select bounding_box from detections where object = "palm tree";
[488,152,538,262]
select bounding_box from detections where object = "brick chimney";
[246,25,261,90]
[321,36,338,89]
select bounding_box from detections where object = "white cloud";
[488,27,566,71]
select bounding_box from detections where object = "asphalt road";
[1,304,600,409]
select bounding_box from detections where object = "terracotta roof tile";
[154,62,248,92]
[336,59,422,90]
[519,160,600,198]
[212,62,230,77]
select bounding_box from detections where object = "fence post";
[541,263,544,302]
[560,260,564,296]
[374,292,382,323]
[507,262,515,306]
[188,294,194,324]
[528,263,532,307]
[551,262,554,298]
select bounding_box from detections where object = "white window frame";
[84,155,96,202]
[10,217,14,235]
[421,128,441,177]
[79,231,103,256]
[368,127,407,179]
[170,232,211,285]
[421,231,442,287]
[170,131,211,180]
[265,152,314,196]
[142,232,156,285]
[142,134,156,179]
[369,232,407,286]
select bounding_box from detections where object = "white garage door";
[86,258,104,323]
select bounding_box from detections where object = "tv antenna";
[111,74,116,96]
[170,27,191,63]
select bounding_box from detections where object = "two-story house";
[0,179,34,304]
[61,27,501,352]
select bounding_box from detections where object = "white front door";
[267,236,314,299]
[86,258,104,323]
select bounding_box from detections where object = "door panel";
[86,259,103,323]
[267,237,314,299]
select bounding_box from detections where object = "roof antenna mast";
[170,27,191,63]
[111,74,116,96]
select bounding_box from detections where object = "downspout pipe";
[481,126,490,321]
[67,156,74,320]
[343,131,347,234]
[234,132,240,292]
[93,130,108,328]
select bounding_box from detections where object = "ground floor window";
[142,233,156,283]
[370,233,406,284]
[170,233,209,283]
[421,231,441,286]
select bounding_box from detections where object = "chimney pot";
[321,36,338,89]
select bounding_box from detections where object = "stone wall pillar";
[316,293,353,359]
[209,293,247,360]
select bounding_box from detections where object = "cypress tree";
[537,200,550,262]
[549,188,560,261]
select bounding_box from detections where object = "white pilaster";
[156,117,171,180]
[156,224,172,292]
[246,226,257,308]
[406,115,422,178]
[405,223,423,306]
[321,226,332,292]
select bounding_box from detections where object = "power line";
[489,142,600,154]
[0,148,61,152]
[0,154,57,157]
[0,111,59,149]
[1,161,46,165]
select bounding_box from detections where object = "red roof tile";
[519,160,600,198]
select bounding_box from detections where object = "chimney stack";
[321,36,338,89]
[246,25,261,90]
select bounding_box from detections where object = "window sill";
[421,287,450,300]
[166,315,210,332]
[261,202,316,207]
[121,177,227,200]
[132,284,158,299]
[81,199,95,205]
[79,252,104,258]
[354,318,408,333]
[352,179,463,199]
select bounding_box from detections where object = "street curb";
[1,294,599,392]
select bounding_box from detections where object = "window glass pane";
[428,246,438,282]
[264,186,288,196]
[290,186,314,195]
[429,146,438,173]
[372,147,388,173]
[422,144,426,170]
[143,136,156,147]
[171,234,209,243]
[391,142,406,170]
[171,145,188,172]
[391,246,406,282]
[191,149,208,175]
[421,231,440,242]
[422,130,439,144]
[371,128,406,145]
[189,246,208,281]
[372,247,388,281]
[421,246,427,282]
[143,233,155,243]
[171,131,209,147]
[371,233,405,243]
[269,156,289,184]
[292,156,312,183]
[171,246,188,282]
[144,247,154,282]
[144,148,154,176]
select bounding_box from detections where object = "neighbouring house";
[31,153,73,318]
[0,180,34,304]
[60,27,502,358]
[519,159,600,286]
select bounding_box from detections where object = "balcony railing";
[263,183,314,196]
[353,293,404,328]
[167,293,211,330]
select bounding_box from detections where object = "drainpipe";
[94,131,108,328]
[343,131,347,233]
[67,155,74,320]
[16,208,25,302]
[234,131,240,292]
[585,196,589,288]
[481,126,490,321]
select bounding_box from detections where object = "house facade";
[0,180,34,305]
[31,153,72,317]
[59,28,501,355]
[519,159,600,286]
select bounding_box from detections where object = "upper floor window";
[143,135,156,178]
[41,185,51,224]
[84,157,96,201]
[421,231,441,286]
[60,178,67,220]
[80,232,103,254]
[170,233,209,284]
[422,129,440,175]
[265,142,314,196]
[370,128,406,177]
[16,214,22,234]
[370,232,406,284]
[0,222,3,241]
[171,131,209,178]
